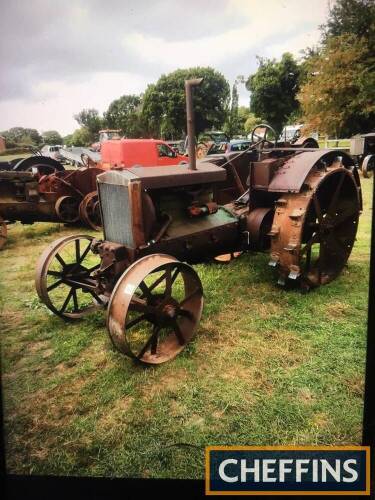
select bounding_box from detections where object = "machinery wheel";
[13,155,65,174]
[107,254,203,364]
[35,235,103,319]
[79,191,102,231]
[269,162,360,289]
[0,216,7,250]
[55,196,80,223]
[361,155,374,178]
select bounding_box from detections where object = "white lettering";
[296,459,310,482]
[279,459,293,482]
[262,459,277,482]
[312,459,319,482]
[342,459,358,483]
[218,459,238,483]
[240,459,260,482]
[321,459,341,482]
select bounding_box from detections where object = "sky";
[0,0,331,136]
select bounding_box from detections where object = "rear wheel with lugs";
[269,161,361,289]
[107,254,203,364]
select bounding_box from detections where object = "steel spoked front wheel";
[107,254,204,364]
[35,234,104,319]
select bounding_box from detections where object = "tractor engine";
[94,163,242,291]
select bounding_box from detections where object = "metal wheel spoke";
[72,288,79,311]
[137,326,160,358]
[88,290,104,304]
[86,263,101,273]
[78,242,92,264]
[126,314,147,329]
[305,244,312,273]
[148,272,167,293]
[59,288,74,314]
[139,281,153,301]
[328,172,346,215]
[171,267,180,286]
[55,253,66,268]
[333,207,358,227]
[47,270,62,278]
[301,232,319,255]
[165,268,172,297]
[327,233,348,256]
[129,296,155,314]
[47,279,63,292]
[75,239,80,262]
[180,287,201,307]
[172,320,185,345]
[313,194,324,226]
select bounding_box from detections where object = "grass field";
[0,177,372,478]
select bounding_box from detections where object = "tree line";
[1,0,374,148]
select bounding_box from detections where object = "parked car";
[166,140,185,154]
[100,139,188,168]
[206,140,252,155]
[41,145,65,162]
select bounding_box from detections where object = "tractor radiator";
[97,170,144,248]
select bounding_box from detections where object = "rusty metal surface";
[269,163,360,288]
[126,163,226,189]
[268,149,354,192]
[35,234,104,319]
[185,78,204,170]
[107,253,203,364]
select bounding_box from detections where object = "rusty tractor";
[35,78,362,365]
[0,166,103,249]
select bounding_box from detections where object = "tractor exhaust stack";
[185,78,203,171]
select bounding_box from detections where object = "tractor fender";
[13,155,65,173]
[268,149,356,193]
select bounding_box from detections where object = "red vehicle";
[100,139,188,168]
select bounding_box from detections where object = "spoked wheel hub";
[270,161,361,289]
[35,234,104,319]
[107,254,203,364]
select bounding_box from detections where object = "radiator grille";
[97,170,138,247]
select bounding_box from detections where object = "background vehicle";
[278,124,319,148]
[350,132,375,178]
[100,139,188,168]
[91,129,121,151]
[41,144,65,162]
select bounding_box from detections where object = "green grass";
[0,177,372,478]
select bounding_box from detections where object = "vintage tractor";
[35,79,362,365]
[350,132,375,178]
[0,166,103,249]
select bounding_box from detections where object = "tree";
[66,128,92,147]
[246,53,301,134]
[42,130,63,145]
[320,0,375,52]
[224,82,239,137]
[1,127,42,146]
[104,95,143,137]
[244,112,262,135]
[74,108,103,138]
[297,34,375,137]
[142,67,230,139]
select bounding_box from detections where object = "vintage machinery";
[0,166,103,249]
[350,132,375,178]
[35,79,362,365]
